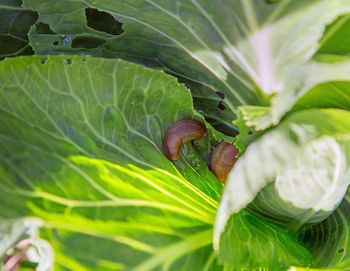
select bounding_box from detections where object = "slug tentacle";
[163,119,207,160]
[210,141,238,184]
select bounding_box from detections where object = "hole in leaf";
[66,59,72,65]
[248,131,253,135]
[71,36,106,49]
[217,101,226,110]
[338,248,345,253]
[85,7,124,35]
[216,91,225,99]
[40,57,47,64]
[35,22,56,34]
[53,40,59,46]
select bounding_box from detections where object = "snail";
[209,141,238,184]
[163,119,207,160]
[163,119,238,184]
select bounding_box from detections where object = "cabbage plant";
[1,0,350,270]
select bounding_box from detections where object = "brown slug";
[210,141,239,184]
[163,119,207,160]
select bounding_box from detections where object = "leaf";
[214,108,350,252]
[0,55,223,270]
[290,192,350,270]
[233,105,270,153]
[244,60,350,130]
[0,0,37,59]
[316,14,350,58]
[304,193,350,269]
[23,0,350,132]
[291,81,350,113]
[232,107,265,154]
[217,210,312,269]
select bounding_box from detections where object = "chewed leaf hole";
[85,7,124,35]
[35,22,56,34]
[218,101,226,110]
[40,57,47,64]
[216,91,225,99]
[71,36,106,49]
[66,59,72,65]
[53,41,59,46]
[338,248,345,253]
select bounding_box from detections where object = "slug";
[210,141,239,184]
[163,119,207,160]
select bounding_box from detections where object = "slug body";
[163,119,207,160]
[210,141,239,184]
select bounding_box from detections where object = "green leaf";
[23,0,350,132]
[302,192,350,269]
[214,108,350,252]
[316,14,350,58]
[232,107,265,154]
[0,0,37,59]
[0,55,223,270]
[291,192,350,270]
[217,210,312,269]
[244,60,350,130]
[291,81,350,113]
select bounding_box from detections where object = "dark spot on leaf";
[248,131,253,135]
[53,40,59,46]
[85,7,123,35]
[216,91,225,99]
[338,248,344,253]
[218,101,226,110]
[66,59,72,65]
[35,22,56,34]
[71,36,106,49]
[266,0,278,3]
[40,57,47,64]
[190,24,195,29]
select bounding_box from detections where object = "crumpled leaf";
[290,192,350,270]
[214,108,350,251]
[240,60,350,130]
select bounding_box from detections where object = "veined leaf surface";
[0,55,222,270]
[23,0,350,132]
[0,55,319,270]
